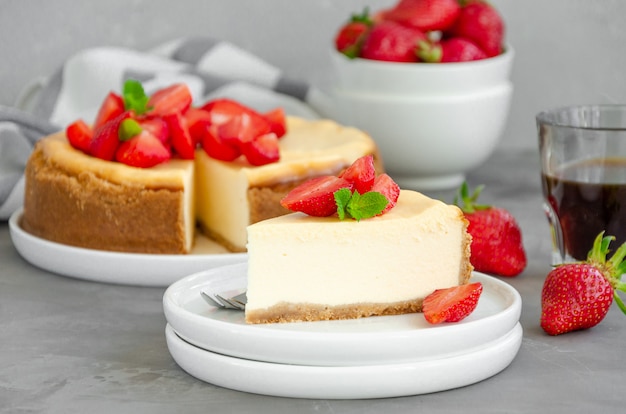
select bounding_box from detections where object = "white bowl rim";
[331,43,514,72]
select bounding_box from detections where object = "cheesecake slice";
[245,190,473,324]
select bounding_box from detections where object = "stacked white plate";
[163,263,523,399]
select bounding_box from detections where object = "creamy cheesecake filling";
[245,190,473,322]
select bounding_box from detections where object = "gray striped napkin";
[0,37,333,220]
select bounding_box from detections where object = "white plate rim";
[165,322,523,399]
[163,262,522,366]
[9,207,246,287]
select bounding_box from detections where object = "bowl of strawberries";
[328,0,513,191]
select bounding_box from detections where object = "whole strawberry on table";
[541,232,626,336]
[334,0,505,63]
[455,182,527,277]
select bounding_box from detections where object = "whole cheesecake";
[245,190,474,324]
[22,117,381,254]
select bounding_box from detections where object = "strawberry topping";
[423,282,483,324]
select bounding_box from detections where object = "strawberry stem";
[614,291,626,315]
[454,181,490,214]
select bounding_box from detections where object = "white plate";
[163,262,522,366]
[9,208,246,287]
[166,322,523,399]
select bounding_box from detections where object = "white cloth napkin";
[0,36,334,220]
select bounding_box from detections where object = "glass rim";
[536,104,626,131]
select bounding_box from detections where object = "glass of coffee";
[537,105,626,264]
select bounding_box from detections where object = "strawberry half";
[423,282,483,324]
[541,232,626,335]
[66,119,93,153]
[90,111,131,161]
[115,130,171,168]
[163,112,195,160]
[371,173,401,214]
[93,92,125,131]
[137,116,170,148]
[147,83,193,116]
[456,182,527,277]
[263,107,287,138]
[281,176,354,217]
[200,124,241,162]
[241,133,280,166]
[339,155,376,194]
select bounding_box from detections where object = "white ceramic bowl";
[326,47,514,190]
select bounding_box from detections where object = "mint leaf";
[334,188,352,220]
[346,191,388,221]
[123,79,149,114]
[118,119,143,141]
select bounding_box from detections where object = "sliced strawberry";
[93,92,125,131]
[66,119,93,153]
[163,112,195,160]
[137,116,169,147]
[219,112,272,147]
[147,83,193,116]
[422,282,483,324]
[340,155,376,194]
[115,130,171,168]
[90,112,131,161]
[185,107,213,144]
[201,98,250,125]
[200,124,241,162]
[242,133,280,166]
[281,176,353,217]
[371,173,400,213]
[264,107,287,138]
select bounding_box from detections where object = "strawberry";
[446,0,504,58]
[281,176,354,217]
[541,232,626,335]
[334,8,373,58]
[90,111,131,161]
[137,116,170,147]
[419,37,488,62]
[371,173,401,214]
[93,92,125,131]
[241,133,280,166]
[381,0,461,32]
[115,130,171,168]
[339,155,376,194]
[263,107,287,138]
[184,107,213,140]
[423,282,483,324]
[200,124,241,162]
[163,112,196,160]
[200,98,251,125]
[147,83,193,116]
[66,119,93,153]
[455,182,527,277]
[360,20,427,62]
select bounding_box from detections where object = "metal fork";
[200,290,247,310]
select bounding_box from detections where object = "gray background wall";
[2,0,625,151]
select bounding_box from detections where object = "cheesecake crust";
[245,298,424,324]
[22,141,188,254]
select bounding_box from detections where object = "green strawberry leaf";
[118,118,143,141]
[123,79,150,115]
